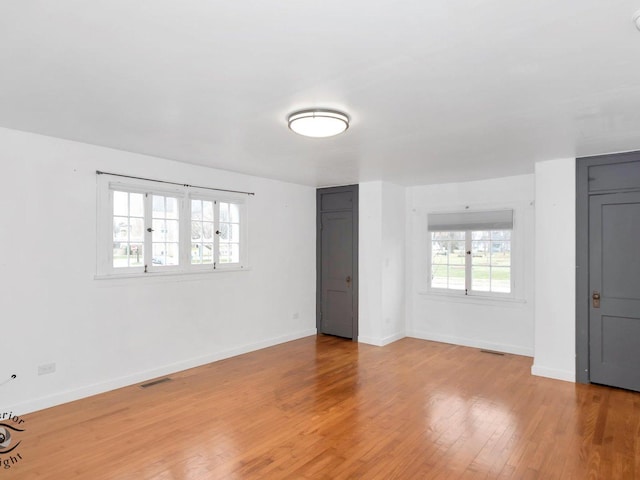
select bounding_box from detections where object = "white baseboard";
[358,331,405,347]
[407,330,534,357]
[381,332,405,346]
[7,329,317,415]
[531,364,575,382]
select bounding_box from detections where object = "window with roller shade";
[428,210,513,295]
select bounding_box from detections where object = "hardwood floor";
[9,335,640,479]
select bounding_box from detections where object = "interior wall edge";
[530,364,576,383]
[358,331,406,347]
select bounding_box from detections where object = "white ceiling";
[2,1,640,187]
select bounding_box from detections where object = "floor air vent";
[140,377,172,388]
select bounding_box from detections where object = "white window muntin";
[188,192,247,271]
[429,229,514,297]
[107,183,184,274]
[97,176,248,277]
[427,209,515,298]
[189,196,216,269]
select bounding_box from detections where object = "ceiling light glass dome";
[288,109,349,138]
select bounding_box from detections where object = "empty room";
[1,1,640,479]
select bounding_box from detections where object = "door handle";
[346,275,351,285]
[592,291,600,309]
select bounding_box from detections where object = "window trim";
[96,175,249,278]
[428,228,514,298]
[424,206,524,301]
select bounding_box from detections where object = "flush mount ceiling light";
[634,9,640,30]
[287,109,349,138]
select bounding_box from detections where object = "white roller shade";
[428,210,513,231]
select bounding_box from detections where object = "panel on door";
[321,210,353,338]
[589,192,640,391]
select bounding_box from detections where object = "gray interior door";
[321,211,353,337]
[317,186,358,340]
[589,191,640,391]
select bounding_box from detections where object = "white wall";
[381,182,406,342]
[532,158,576,381]
[358,182,383,344]
[0,127,317,414]
[358,181,405,345]
[406,175,536,356]
[359,168,577,380]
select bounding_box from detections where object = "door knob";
[592,291,600,308]
[346,276,351,284]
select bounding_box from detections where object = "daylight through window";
[428,210,513,296]
[100,178,248,276]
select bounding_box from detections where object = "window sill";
[417,290,527,307]
[94,266,250,281]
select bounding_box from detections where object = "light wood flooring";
[10,335,640,479]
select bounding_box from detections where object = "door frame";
[316,185,359,340]
[576,151,640,384]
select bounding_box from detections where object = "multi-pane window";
[430,232,466,290]
[428,210,513,296]
[191,199,215,265]
[430,230,512,294]
[112,191,145,268]
[100,179,247,275]
[218,202,240,264]
[152,195,180,266]
[470,230,511,293]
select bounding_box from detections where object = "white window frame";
[425,208,522,300]
[428,229,514,297]
[96,176,249,277]
[187,192,248,272]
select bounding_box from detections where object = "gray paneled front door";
[589,191,640,391]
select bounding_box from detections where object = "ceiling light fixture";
[634,9,640,30]
[287,109,349,138]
